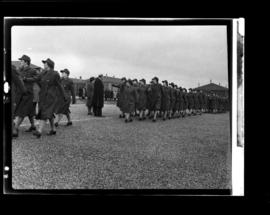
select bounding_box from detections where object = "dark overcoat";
[179,91,184,111]
[169,88,176,111]
[86,82,94,108]
[121,85,137,113]
[36,69,66,120]
[161,86,170,111]
[182,92,188,110]
[12,67,26,118]
[137,85,147,111]
[147,83,162,111]
[193,93,200,109]
[187,92,194,109]
[92,78,104,109]
[55,78,76,115]
[113,83,125,111]
[14,66,38,118]
[173,89,179,111]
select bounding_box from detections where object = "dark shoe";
[129,118,133,122]
[12,128,19,138]
[139,118,142,121]
[47,130,56,136]
[152,119,156,122]
[66,121,72,126]
[55,122,59,127]
[125,119,128,123]
[33,131,41,138]
[163,118,166,121]
[25,126,36,132]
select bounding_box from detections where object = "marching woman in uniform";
[54,69,76,127]
[182,88,188,117]
[121,79,137,123]
[160,80,170,121]
[113,77,126,118]
[33,58,67,138]
[173,84,179,118]
[178,87,184,118]
[187,88,194,116]
[12,55,38,138]
[11,65,27,121]
[86,77,95,115]
[168,83,175,119]
[137,79,148,121]
[132,79,140,117]
[147,77,162,122]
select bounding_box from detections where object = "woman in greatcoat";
[86,77,95,115]
[182,88,188,117]
[160,80,170,121]
[187,88,195,116]
[121,79,137,123]
[54,69,76,127]
[33,58,66,138]
[12,55,38,138]
[173,85,180,118]
[147,77,162,122]
[168,83,175,119]
[113,77,126,118]
[92,74,104,117]
[137,79,148,120]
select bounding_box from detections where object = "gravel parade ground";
[12,102,231,189]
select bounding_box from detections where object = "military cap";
[162,80,168,83]
[152,77,159,82]
[60,69,70,76]
[19,55,31,63]
[179,87,183,90]
[188,88,193,91]
[42,58,55,69]
[89,77,95,82]
[127,79,133,85]
[139,79,146,84]
[132,78,138,82]
[121,77,127,81]
[169,82,174,87]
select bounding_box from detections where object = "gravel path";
[12,104,231,189]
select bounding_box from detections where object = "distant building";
[193,82,229,97]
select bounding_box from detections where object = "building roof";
[102,76,121,84]
[12,61,41,70]
[193,83,228,91]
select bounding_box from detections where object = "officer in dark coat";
[12,55,38,138]
[147,77,162,122]
[86,77,95,115]
[172,84,179,118]
[55,69,76,127]
[92,74,104,117]
[160,80,170,120]
[193,89,200,115]
[33,58,66,138]
[113,77,126,118]
[121,79,138,122]
[137,79,148,120]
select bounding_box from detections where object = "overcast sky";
[12,25,228,89]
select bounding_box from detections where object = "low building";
[193,82,229,97]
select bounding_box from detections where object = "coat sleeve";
[12,68,26,94]
[55,72,66,100]
[70,80,76,103]
[24,69,39,83]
